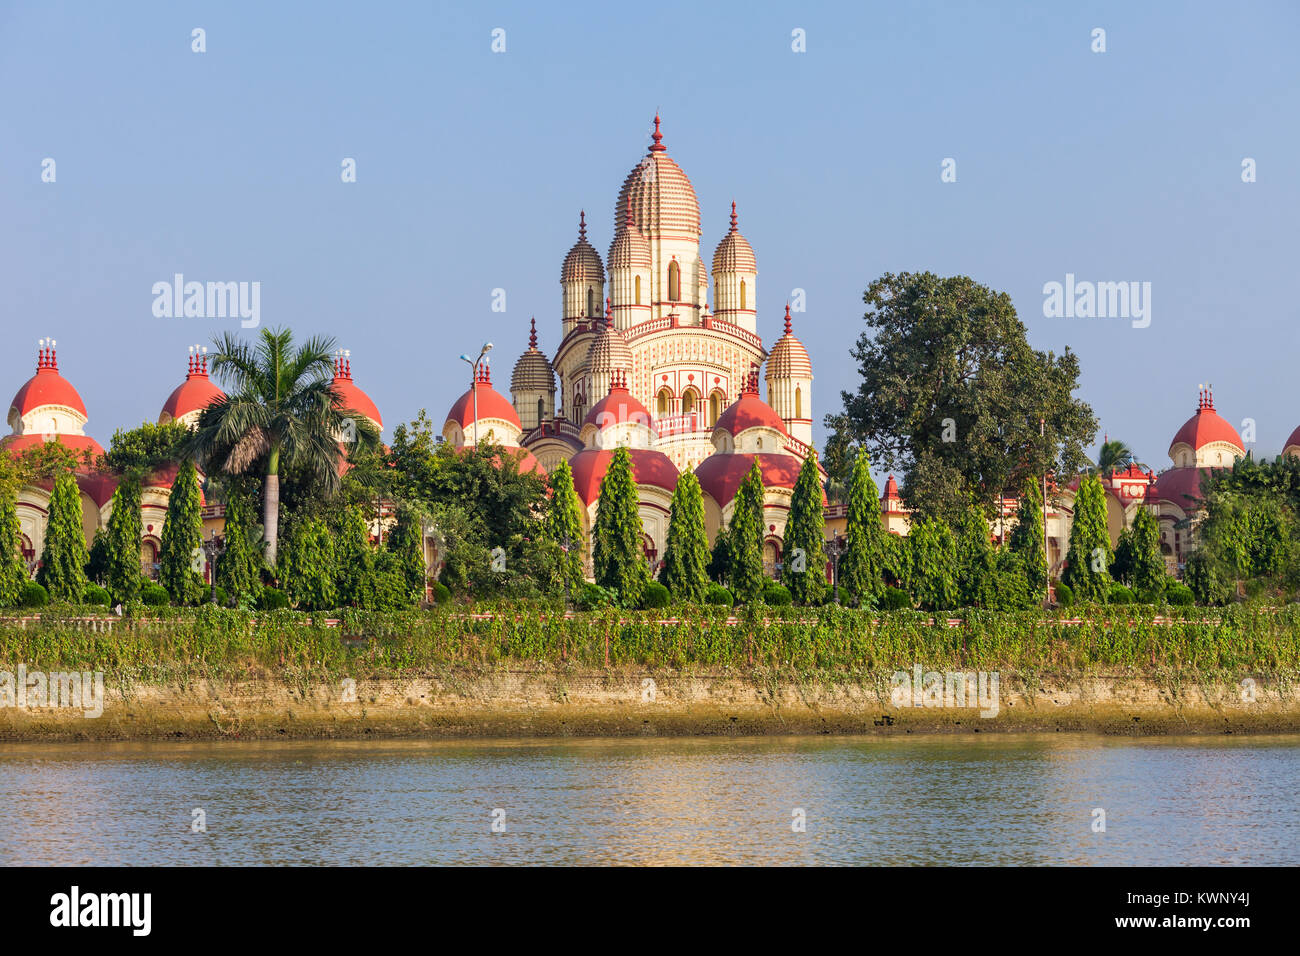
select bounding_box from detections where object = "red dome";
[1169,390,1243,454]
[694,453,818,507]
[9,348,87,420]
[1149,467,1205,511]
[460,444,546,477]
[2,433,105,460]
[1284,425,1300,453]
[569,447,679,506]
[445,367,521,431]
[713,391,789,439]
[161,358,225,423]
[583,380,653,431]
[332,377,382,429]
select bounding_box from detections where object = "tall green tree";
[280,515,338,610]
[1112,507,1166,598]
[185,327,374,566]
[902,517,958,611]
[37,470,88,603]
[159,459,205,604]
[387,504,428,602]
[782,453,828,606]
[545,460,587,597]
[953,502,994,608]
[0,465,26,607]
[215,486,259,603]
[592,446,648,606]
[103,479,144,604]
[838,452,885,607]
[707,528,731,587]
[830,272,1096,526]
[728,462,766,605]
[1062,473,1112,602]
[1008,474,1047,594]
[333,504,374,607]
[661,472,710,603]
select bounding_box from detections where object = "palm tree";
[1090,438,1141,477]
[185,327,357,567]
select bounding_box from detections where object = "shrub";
[1108,584,1135,605]
[20,581,48,608]
[1166,583,1195,606]
[576,581,618,611]
[1053,580,1073,608]
[211,586,229,607]
[704,584,733,606]
[140,583,170,606]
[762,581,793,606]
[431,581,451,605]
[257,587,289,611]
[881,587,913,611]
[640,580,670,610]
[83,584,111,607]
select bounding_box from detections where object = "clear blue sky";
[2,1,1297,466]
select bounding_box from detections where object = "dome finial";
[650,113,665,152]
[529,317,538,350]
[729,200,738,233]
[578,210,587,241]
[783,302,793,336]
[605,296,613,328]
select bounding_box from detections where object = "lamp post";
[201,529,225,605]
[823,533,847,605]
[458,342,494,443]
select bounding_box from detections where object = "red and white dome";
[5,342,103,458]
[694,452,811,508]
[331,353,383,432]
[443,362,522,442]
[712,370,790,454]
[608,197,652,270]
[765,305,812,379]
[1167,387,1243,467]
[1282,425,1300,458]
[614,115,701,242]
[561,211,606,285]
[712,202,757,275]
[569,446,679,506]
[160,349,225,426]
[8,343,88,426]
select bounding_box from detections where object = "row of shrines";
[6,118,1291,583]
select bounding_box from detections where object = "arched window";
[634,275,642,305]
[587,287,596,319]
[709,392,722,425]
[668,261,680,302]
[657,389,671,416]
[740,279,747,310]
[681,390,695,417]
[795,386,802,419]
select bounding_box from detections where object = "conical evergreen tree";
[281,516,338,610]
[954,502,993,608]
[159,459,204,605]
[0,473,26,607]
[1127,506,1166,598]
[782,452,828,606]
[215,487,259,603]
[1062,472,1111,602]
[728,462,765,605]
[707,527,731,587]
[903,516,958,611]
[334,504,374,607]
[592,446,648,606]
[37,469,88,603]
[1009,474,1047,593]
[838,451,885,607]
[661,472,710,603]
[386,505,427,602]
[104,479,143,604]
[545,460,586,596]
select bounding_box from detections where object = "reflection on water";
[1,735,1297,865]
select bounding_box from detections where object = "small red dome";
[694,452,818,507]
[1284,425,1300,453]
[1149,467,1204,511]
[445,365,521,431]
[2,432,105,460]
[713,391,789,439]
[583,377,653,431]
[1169,389,1243,454]
[9,347,87,420]
[161,355,225,423]
[331,357,383,430]
[569,447,679,506]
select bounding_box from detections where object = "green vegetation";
[158,459,204,605]
[1063,473,1111,603]
[728,462,766,605]
[592,447,648,607]
[37,470,88,603]
[781,452,828,606]
[661,472,710,604]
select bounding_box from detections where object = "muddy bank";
[3,668,1299,740]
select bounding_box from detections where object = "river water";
[0,735,1296,865]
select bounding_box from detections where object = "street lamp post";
[201,529,225,605]
[823,533,847,604]
[459,342,494,442]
